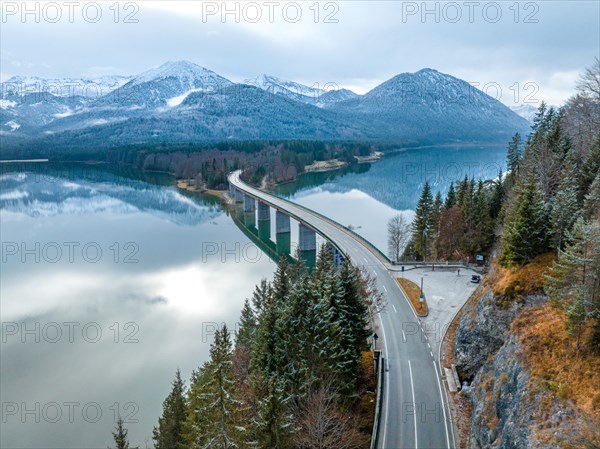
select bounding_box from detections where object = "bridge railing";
[370,350,384,449]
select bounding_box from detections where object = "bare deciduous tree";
[292,384,369,449]
[576,56,600,99]
[387,214,410,262]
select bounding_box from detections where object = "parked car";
[471,275,481,283]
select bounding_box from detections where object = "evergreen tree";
[584,172,600,220]
[489,170,505,220]
[473,180,492,253]
[235,300,257,352]
[506,133,522,177]
[444,181,457,209]
[111,416,136,449]
[411,182,434,260]
[153,370,188,449]
[250,376,294,449]
[190,326,241,448]
[251,279,271,316]
[580,133,600,201]
[545,218,600,349]
[430,192,443,259]
[550,162,580,249]
[499,182,551,266]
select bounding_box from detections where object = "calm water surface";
[1,144,505,447]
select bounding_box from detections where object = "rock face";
[453,291,559,449]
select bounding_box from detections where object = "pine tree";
[251,279,271,316]
[111,416,136,449]
[580,133,600,201]
[411,182,434,260]
[545,218,600,349]
[473,180,492,253]
[235,300,257,352]
[506,133,522,178]
[444,181,457,209]
[550,160,580,249]
[584,172,600,220]
[191,326,241,449]
[153,370,188,449]
[489,171,505,220]
[251,376,294,449]
[430,192,443,259]
[499,182,551,266]
[251,281,283,380]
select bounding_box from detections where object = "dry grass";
[513,305,600,445]
[355,351,377,446]
[396,278,428,316]
[490,253,555,300]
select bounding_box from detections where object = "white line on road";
[379,312,390,448]
[433,361,451,449]
[408,360,418,449]
[372,270,378,277]
[392,304,397,313]
[402,329,406,341]
[382,285,388,293]
[430,351,434,358]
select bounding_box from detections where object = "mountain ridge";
[0,61,531,153]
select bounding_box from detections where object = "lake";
[0,144,506,447]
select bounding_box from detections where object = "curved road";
[229,171,456,449]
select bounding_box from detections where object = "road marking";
[363,257,369,263]
[430,351,434,358]
[392,304,397,313]
[372,270,378,277]
[382,285,388,293]
[408,360,418,449]
[427,342,431,349]
[402,329,406,341]
[433,361,451,449]
[379,312,390,448]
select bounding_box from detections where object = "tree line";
[388,58,600,352]
[111,247,381,448]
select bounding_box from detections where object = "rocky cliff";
[452,289,599,449]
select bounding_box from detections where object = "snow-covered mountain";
[1,75,131,99]
[243,74,358,107]
[330,68,530,144]
[510,104,539,123]
[0,62,530,152]
[98,60,233,107]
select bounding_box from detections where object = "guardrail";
[370,350,384,449]
[234,175,393,265]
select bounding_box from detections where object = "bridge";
[229,170,456,449]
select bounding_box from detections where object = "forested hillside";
[142,250,381,449]
[441,59,600,449]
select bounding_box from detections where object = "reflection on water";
[0,167,276,448]
[272,145,506,253]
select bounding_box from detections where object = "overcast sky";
[1,1,598,106]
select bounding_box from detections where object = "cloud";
[1,1,598,105]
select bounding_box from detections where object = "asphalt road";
[229,171,456,449]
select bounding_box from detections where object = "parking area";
[395,266,480,358]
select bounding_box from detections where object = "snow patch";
[5,120,21,131]
[167,88,208,107]
[0,99,17,109]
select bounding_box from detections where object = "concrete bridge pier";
[299,223,317,269]
[275,211,291,257]
[235,189,244,204]
[243,195,256,228]
[326,242,345,267]
[257,201,271,242]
